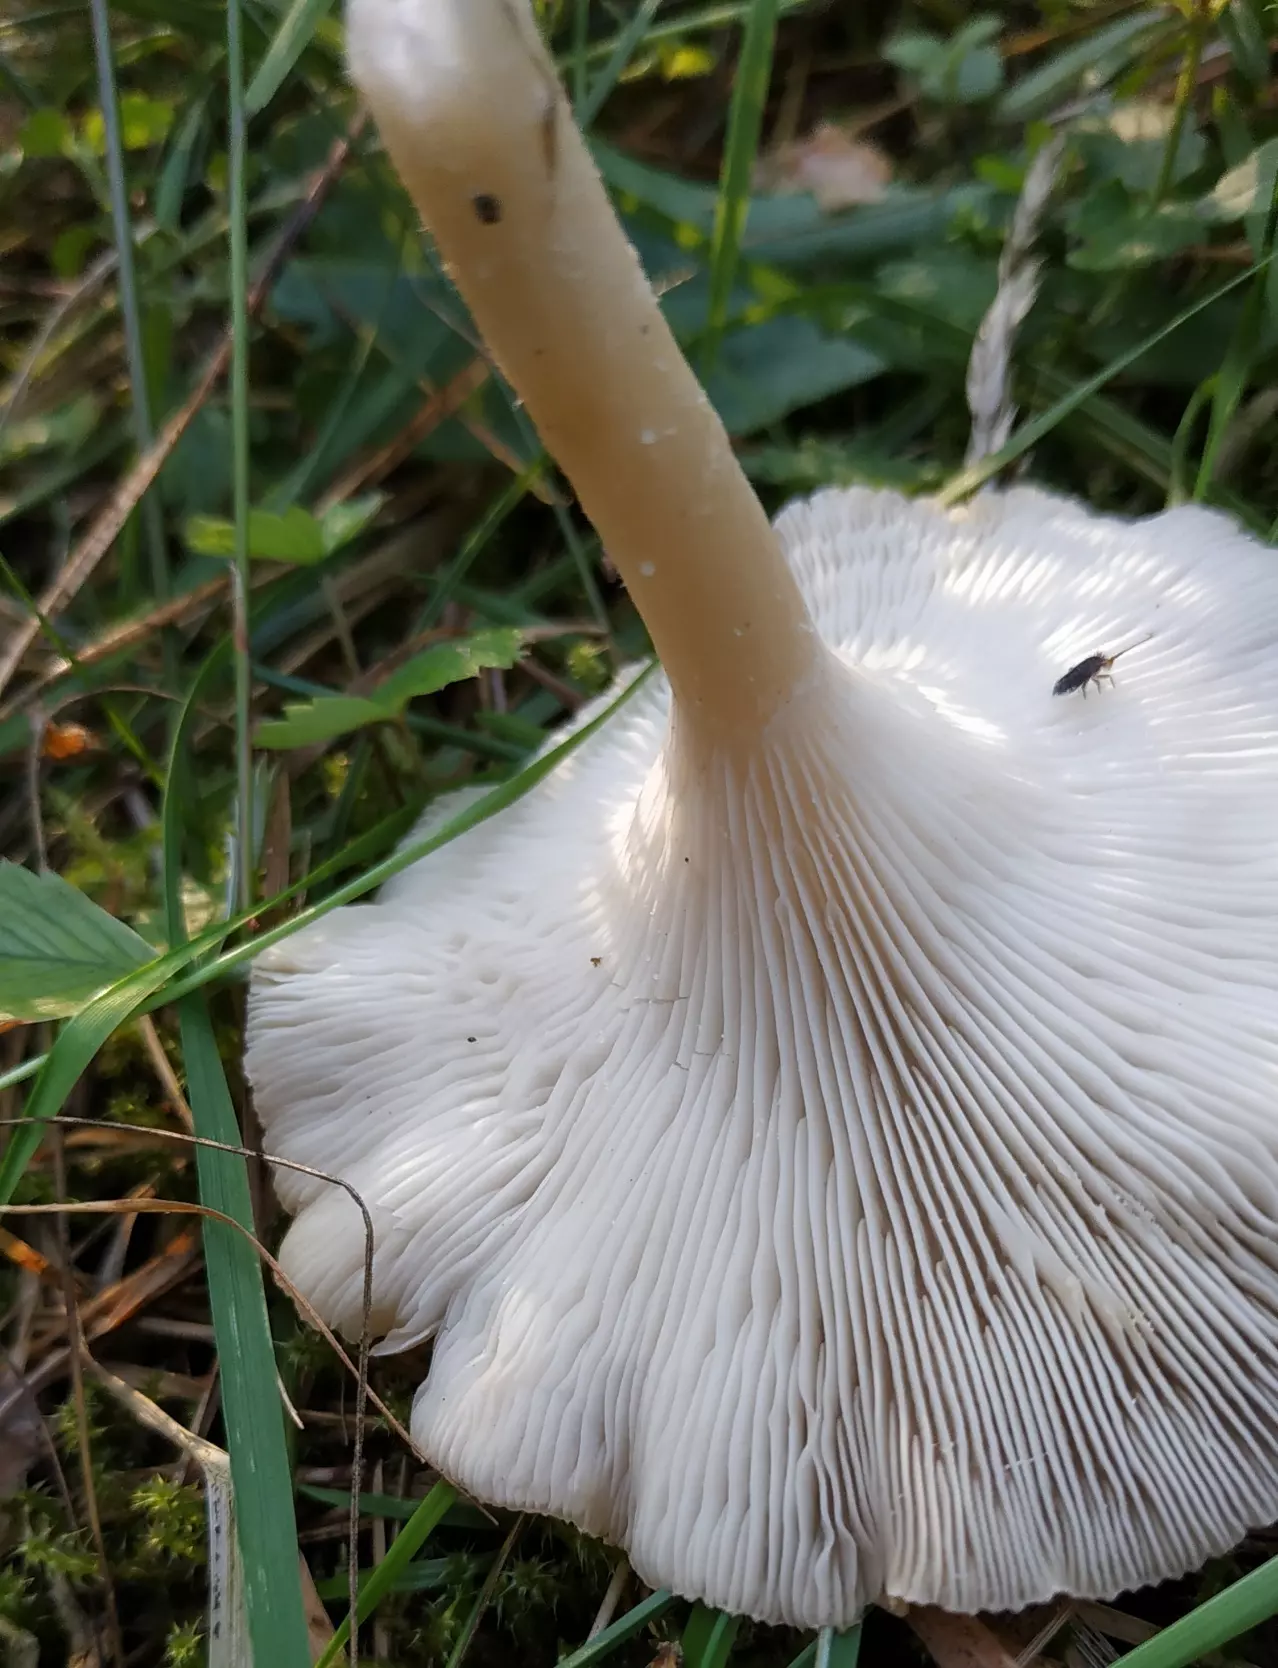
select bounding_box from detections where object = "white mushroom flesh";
[248,483,1278,1627]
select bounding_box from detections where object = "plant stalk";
[348,0,819,740]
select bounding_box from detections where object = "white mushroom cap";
[248,482,1278,1627]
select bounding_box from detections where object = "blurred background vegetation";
[1,0,1277,1664]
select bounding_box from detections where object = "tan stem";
[349,0,821,737]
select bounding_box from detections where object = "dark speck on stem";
[471,192,502,225]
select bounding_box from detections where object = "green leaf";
[155,93,210,232]
[950,43,1002,103]
[376,628,525,708]
[705,314,883,435]
[161,640,310,1667]
[0,666,660,1201]
[1067,185,1205,271]
[297,1484,489,1528]
[994,12,1170,123]
[683,1605,741,1668]
[1110,1553,1278,1667]
[0,864,152,1022]
[178,996,311,1668]
[885,18,1003,105]
[593,136,815,243]
[1219,0,1271,87]
[1195,142,1278,497]
[254,694,392,749]
[246,0,336,114]
[577,0,664,127]
[312,1483,457,1668]
[0,396,99,467]
[82,93,174,154]
[317,493,385,554]
[883,30,945,76]
[254,630,524,750]
[314,1554,483,1600]
[1210,138,1278,223]
[0,947,191,1210]
[746,184,994,267]
[19,107,72,159]
[816,1626,862,1668]
[182,497,382,565]
[185,505,324,563]
[1074,102,1206,196]
[938,251,1276,506]
[556,1591,677,1667]
[703,0,781,366]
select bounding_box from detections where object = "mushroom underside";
[247,484,1278,1628]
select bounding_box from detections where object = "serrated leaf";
[376,628,525,708]
[254,630,525,751]
[0,863,153,1021]
[254,695,391,749]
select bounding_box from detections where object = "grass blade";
[557,1590,677,1666]
[1194,158,1278,498]
[157,661,660,1010]
[442,1513,523,1668]
[993,12,1171,124]
[228,0,254,911]
[816,1624,862,1668]
[577,0,664,129]
[87,0,169,606]
[703,0,780,368]
[0,948,184,1207]
[160,646,310,1663]
[177,995,312,1667]
[683,1604,740,1666]
[311,1481,458,1667]
[247,0,336,114]
[1110,1555,1278,1668]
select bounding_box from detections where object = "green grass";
[1,1,1277,1665]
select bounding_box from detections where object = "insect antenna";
[1106,631,1154,664]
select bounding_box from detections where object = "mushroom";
[246,0,1278,1632]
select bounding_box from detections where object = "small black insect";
[1053,632,1153,698]
[472,192,502,225]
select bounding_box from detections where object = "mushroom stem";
[349,0,819,738]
